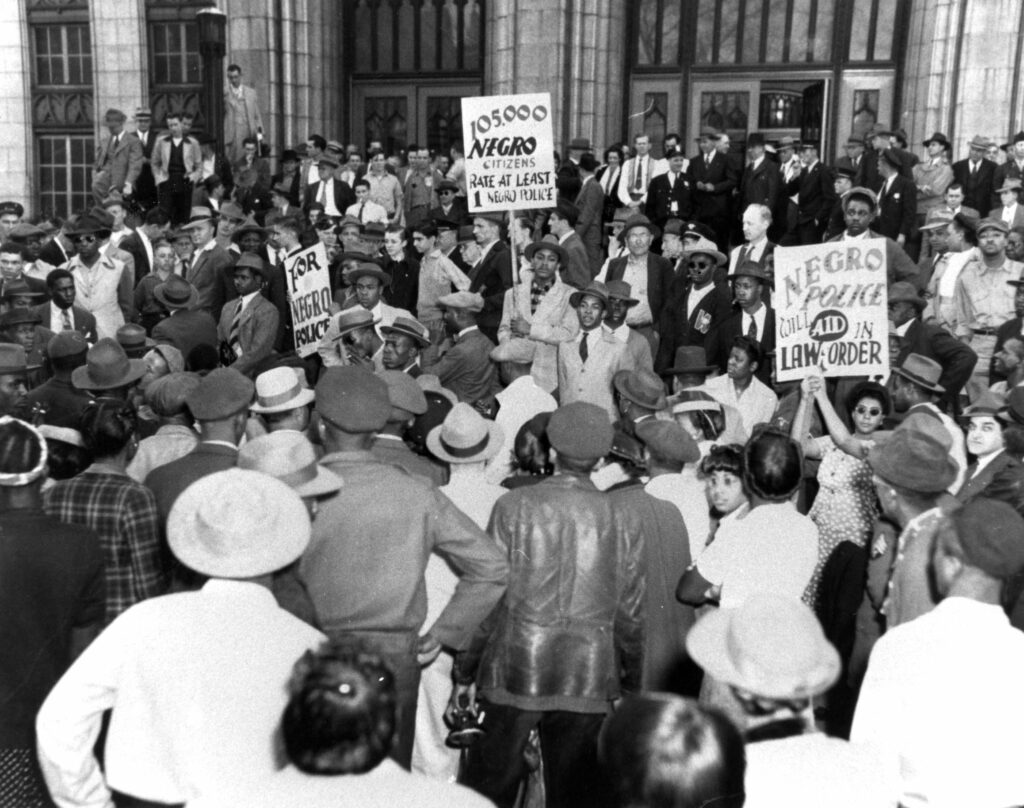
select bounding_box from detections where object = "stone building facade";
[1,0,1022,218]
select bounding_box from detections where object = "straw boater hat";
[237,432,342,499]
[167,468,311,578]
[180,206,217,230]
[380,316,431,348]
[687,593,841,700]
[426,402,503,464]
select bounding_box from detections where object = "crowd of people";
[3,82,1024,808]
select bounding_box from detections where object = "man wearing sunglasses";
[428,178,469,226]
[655,236,732,377]
[888,281,976,414]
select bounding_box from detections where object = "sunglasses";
[689,261,712,269]
[73,235,98,244]
[855,406,882,416]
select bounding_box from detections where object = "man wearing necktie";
[644,149,692,231]
[617,133,667,212]
[951,135,996,215]
[704,260,776,386]
[687,127,738,252]
[91,108,143,205]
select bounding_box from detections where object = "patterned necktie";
[61,309,72,331]
[229,298,243,351]
[579,331,589,362]
[746,315,757,340]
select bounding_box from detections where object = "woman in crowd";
[792,376,889,609]
[501,412,554,489]
[699,443,750,548]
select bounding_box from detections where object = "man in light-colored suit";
[217,254,279,377]
[224,64,264,163]
[92,108,143,204]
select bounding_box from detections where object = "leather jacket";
[463,472,645,712]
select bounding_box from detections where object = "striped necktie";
[229,298,243,351]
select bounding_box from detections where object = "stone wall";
[0,1,31,209]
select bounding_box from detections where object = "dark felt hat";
[315,365,390,432]
[547,401,614,460]
[185,367,255,420]
[71,338,146,391]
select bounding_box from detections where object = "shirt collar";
[456,325,479,340]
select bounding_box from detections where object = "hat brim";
[180,219,214,230]
[623,222,661,239]
[153,285,199,310]
[888,293,927,310]
[250,387,316,414]
[892,366,945,394]
[524,241,568,264]
[70,357,146,391]
[686,608,841,700]
[607,294,640,306]
[684,246,727,266]
[291,465,344,498]
[344,267,390,287]
[919,220,953,231]
[569,290,608,308]
[425,420,504,464]
[380,325,430,348]
[666,364,717,376]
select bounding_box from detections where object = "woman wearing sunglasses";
[791,375,891,610]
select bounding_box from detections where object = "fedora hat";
[426,402,504,464]
[729,259,771,282]
[776,135,801,149]
[695,127,720,141]
[683,236,726,266]
[996,178,1023,195]
[362,222,387,242]
[842,186,878,211]
[961,389,1006,420]
[0,308,41,329]
[665,345,717,376]
[887,281,927,311]
[71,338,146,391]
[686,594,841,700]
[68,215,109,237]
[524,235,567,265]
[250,366,315,414]
[922,132,951,149]
[868,427,958,493]
[219,201,246,223]
[968,134,991,150]
[568,137,591,151]
[230,215,268,242]
[8,222,47,242]
[569,280,610,309]
[636,419,699,465]
[605,280,639,306]
[168,468,311,577]
[344,261,390,287]
[381,316,431,348]
[746,132,766,148]
[0,343,27,374]
[832,165,857,180]
[1,278,46,301]
[330,307,380,340]
[416,373,459,407]
[919,207,954,231]
[892,352,945,394]
[620,214,660,240]
[670,388,722,416]
[116,323,156,357]
[180,206,217,230]
[153,274,199,310]
[317,153,340,168]
[237,432,342,499]
[613,368,668,411]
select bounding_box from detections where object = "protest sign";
[773,239,889,382]
[284,241,332,358]
[461,92,556,212]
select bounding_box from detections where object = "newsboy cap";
[315,365,390,433]
[185,367,254,420]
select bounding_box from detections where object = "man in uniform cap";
[824,165,858,239]
[824,186,920,284]
[92,108,143,204]
[420,291,499,404]
[853,498,1024,807]
[38,468,325,808]
[217,253,279,376]
[371,369,445,487]
[686,128,738,251]
[951,217,1023,397]
[304,365,508,769]
[144,367,254,522]
[644,147,694,237]
[454,401,644,808]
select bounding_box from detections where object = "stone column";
[0,0,32,209]
[486,0,626,152]
[89,0,147,128]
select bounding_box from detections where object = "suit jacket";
[559,231,592,290]
[39,239,70,268]
[151,308,219,367]
[596,164,623,222]
[826,229,920,286]
[145,442,238,524]
[428,197,470,225]
[705,306,777,386]
[956,451,1019,503]
[655,280,734,374]
[271,170,303,207]
[223,84,263,145]
[951,158,997,215]
[897,317,977,409]
[644,170,693,229]
[186,242,234,316]
[876,174,917,241]
[574,176,605,272]
[217,293,280,377]
[264,205,303,228]
[786,161,836,226]
[557,330,629,420]
[687,152,738,222]
[31,302,97,343]
[988,205,1024,231]
[468,241,514,334]
[118,230,151,285]
[151,135,203,186]
[303,179,354,216]
[604,252,675,328]
[421,327,499,403]
[993,160,1024,212]
[739,157,782,214]
[94,132,143,189]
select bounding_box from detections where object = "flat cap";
[635,419,700,464]
[316,366,390,432]
[547,401,613,460]
[46,330,89,360]
[379,369,428,418]
[953,498,1024,579]
[976,217,1010,235]
[185,367,254,421]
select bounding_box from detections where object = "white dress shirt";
[485,375,557,484]
[852,597,1024,808]
[36,580,324,806]
[645,470,710,563]
[702,372,778,435]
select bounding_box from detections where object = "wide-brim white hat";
[426,402,504,464]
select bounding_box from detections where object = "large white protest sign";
[774,239,889,382]
[461,92,556,212]
[284,242,332,358]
